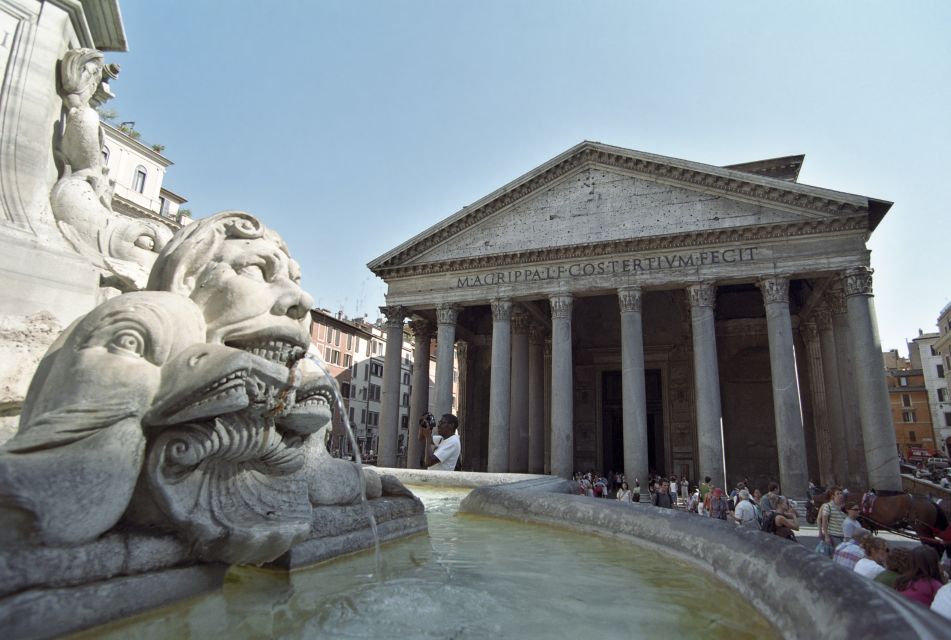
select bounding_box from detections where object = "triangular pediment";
[369,142,890,277]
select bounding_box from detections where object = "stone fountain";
[0,211,425,639]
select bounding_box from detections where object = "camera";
[420,413,436,429]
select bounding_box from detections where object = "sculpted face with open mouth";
[136,211,336,564]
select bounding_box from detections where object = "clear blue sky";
[111,1,950,352]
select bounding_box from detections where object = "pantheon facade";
[368,142,900,496]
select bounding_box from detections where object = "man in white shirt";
[419,413,461,471]
[733,489,758,528]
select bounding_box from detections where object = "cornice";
[369,142,878,276]
[111,196,181,232]
[102,122,173,167]
[376,214,868,280]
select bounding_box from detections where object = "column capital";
[687,282,717,309]
[802,321,819,345]
[842,267,874,298]
[490,298,512,322]
[436,303,460,325]
[758,276,789,305]
[814,304,834,330]
[549,293,573,319]
[511,309,530,334]
[617,285,643,313]
[826,287,847,316]
[408,318,432,339]
[529,323,546,344]
[380,305,407,328]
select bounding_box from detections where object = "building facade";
[917,326,951,455]
[309,309,374,457]
[309,309,453,464]
[368,142,901,495]
[884,367,936,461]
[102,122,189,229]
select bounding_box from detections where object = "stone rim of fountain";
[380,469,949,640]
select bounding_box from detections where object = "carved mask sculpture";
[133,211,335,563]
[0,211,375,565]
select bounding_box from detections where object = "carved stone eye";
[109,329,146,357]
[134,235,156,251]
[238,264,267,281]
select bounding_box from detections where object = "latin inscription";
[456,247,757,288]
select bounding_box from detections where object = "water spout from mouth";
[304,352,382,579]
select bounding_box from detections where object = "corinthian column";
[543,337,552,474]
[487,299,512,472]
[618,286,649,499]
[842,268,902,491]
[688,283,725,489]
[509,309,530,473]
[829,287,868,489]
[549,294,574,478]
[528,324,545,474]
[759,277,808,498]
[815,305,850,485]
[407,318,432,469]
[434,304,459,417]
[802,321,834,486]
[455,340,468,466]
[378,305,406,467]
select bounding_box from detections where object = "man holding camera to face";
[417,413,461,471]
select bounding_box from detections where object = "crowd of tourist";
[573,470,951,619]
[816,485,951,617]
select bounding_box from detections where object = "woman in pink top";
[896,546,948,607]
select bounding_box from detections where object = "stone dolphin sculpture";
[0,292,206,547]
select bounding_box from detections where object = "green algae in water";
[73,486,778,639]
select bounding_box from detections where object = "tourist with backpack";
[733,489,758,528]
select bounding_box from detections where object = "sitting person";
[652,479,674,509]
[616,481,633,502]
[761,481,780,512]
[708,487,729,520]
[896,546,948,607]
[874,547,913,590]
[931,581,951,620]
[764,495,800,541]
[833,526,869,571]
[686,489,700,514]
[841,502,862,539]
[733,489,758,528]
[853,537,889,579]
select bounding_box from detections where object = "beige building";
[931,307,951,453]
[309,309,458,465]
[368,142,900,496]
[102,122,189,229]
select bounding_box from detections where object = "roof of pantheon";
[367,141,892,280]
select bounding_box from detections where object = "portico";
[368,142,901,494]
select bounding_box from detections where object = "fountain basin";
[73,478,779,639]
[386,470,946,640]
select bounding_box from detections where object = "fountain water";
[303,351,382,577]
[71,485,779,639]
